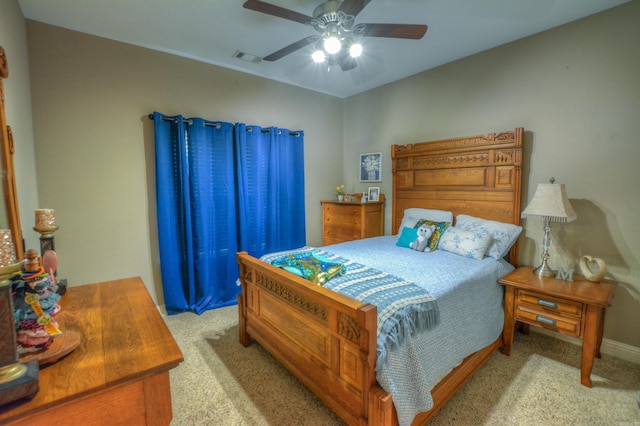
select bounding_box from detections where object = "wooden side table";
[499,266,616,387]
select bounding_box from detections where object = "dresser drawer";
[324,204,361,218]
[323,225,361,243]
[324,211,362,228]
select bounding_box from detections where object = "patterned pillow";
[455,214,522,260]
[415,219,450,251]
[438,227,492,260]
[397,208,453,235]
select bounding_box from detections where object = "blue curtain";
[153,113,305,315]
[235,124,306,258]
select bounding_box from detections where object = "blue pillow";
[396,226,419,249]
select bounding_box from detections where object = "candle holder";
[33,225,59,256]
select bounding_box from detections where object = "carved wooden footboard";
[237,252,379,425]
[237,128,524,425]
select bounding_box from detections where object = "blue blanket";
[265,248,440,366]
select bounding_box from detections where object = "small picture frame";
[359,152,382,182]
[368,187,380,202]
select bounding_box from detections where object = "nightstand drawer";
[515,304,582,337]
[517,290,583,317]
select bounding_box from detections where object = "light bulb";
[312,50,325,63]
[323,36,341,55]
[349,43,362,58]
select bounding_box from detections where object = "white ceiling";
[18,0,628,98]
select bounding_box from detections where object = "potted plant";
[336,184,345,201]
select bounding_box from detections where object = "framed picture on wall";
[368,187,380,202]
[359,152,381,182]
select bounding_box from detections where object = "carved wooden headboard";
[391,128,524,263]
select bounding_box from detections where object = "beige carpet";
[163,305,640,425]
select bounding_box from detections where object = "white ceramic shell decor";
[579,255,607,282]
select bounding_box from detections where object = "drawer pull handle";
[536,315,556,326]
[537,299,557,309]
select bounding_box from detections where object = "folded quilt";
[263,248,440,367]
[270,251,346,285]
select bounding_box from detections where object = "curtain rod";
[148,114,300,136]
[147,114,219,128]
[256,128,301,137]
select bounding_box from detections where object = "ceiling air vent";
[233,50,262,63]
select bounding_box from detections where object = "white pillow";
[397,208,453,235]
[438,227,492,260]
[454,214,522,260]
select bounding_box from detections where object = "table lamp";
[521,177,576,277]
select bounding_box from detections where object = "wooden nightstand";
[321,194,384,245]
[499,266,616,387]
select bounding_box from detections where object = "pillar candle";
[0,229,16,266]
[35,208,56,229]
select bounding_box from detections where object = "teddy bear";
[410,224,435,252]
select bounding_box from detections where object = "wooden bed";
[236,128,524,425]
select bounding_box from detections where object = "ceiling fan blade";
[243,0,312,25]
[338,0,371,17]
[361,23,428,39]
[263,36,319,61]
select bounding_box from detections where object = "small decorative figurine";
[11,249,62,354]
[555,267,574,282]
[410,224,435,252]
[579,255,607,282]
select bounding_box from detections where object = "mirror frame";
[0,46,24,260]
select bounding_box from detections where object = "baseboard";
[531,328,640,365]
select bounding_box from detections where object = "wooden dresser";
[321,194,385,245]
[0,277,184,425]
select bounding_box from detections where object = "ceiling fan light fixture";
[349,42,362,58]
[312,50,326,63]
[323,35,342,54]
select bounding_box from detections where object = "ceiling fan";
[243,0,428,71]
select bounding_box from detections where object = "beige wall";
[344,2,640,351]
[24,21,343,307]
[5,0,638,356]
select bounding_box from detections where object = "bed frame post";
[237,252,250,347]
[369,385,398,426]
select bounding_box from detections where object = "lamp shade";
[521,183,576,222]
